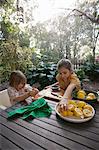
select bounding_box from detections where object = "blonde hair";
[9,70,26,88]
[57,59,73,72]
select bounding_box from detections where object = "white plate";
[55,103,95,123]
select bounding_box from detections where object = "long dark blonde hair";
[9,70,26,88]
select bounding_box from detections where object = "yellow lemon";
[77,93,85,99]
[74,108,83,117]
[86,96,93,100]
[79,107,83,111]
[61,111,68,117]
[84,104,93,111]
[83,109,93,117]
[67,110,74,117]
[87,93,96,99]
[77,90,86,95]
[68,104,75,111]
[77,101,86,108]
[68,100,76,106]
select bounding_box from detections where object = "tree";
[19,32,30,47]
[72,0,99,63]
[0,0,33,83]
[60,0,99,63]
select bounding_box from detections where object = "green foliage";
[26,62,57,90]
[76,62,99,82]
[1,19,18,39]
[0,0,99,88]
[81,62,99,81]
[76,69,86,81]
[0,1,33,83]
[0,0,14,8]
[0,40,33,83]
[40,49,59,63]
[19,32,30,47]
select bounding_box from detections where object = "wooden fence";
[72,60,84,70]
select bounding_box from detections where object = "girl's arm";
[13,88,39,103]
[59,83,76,110]
[12,91,30,103]
[63,83,76,100]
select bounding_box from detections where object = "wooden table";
[0,99,99,150]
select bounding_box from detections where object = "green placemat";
[8,98,52,120]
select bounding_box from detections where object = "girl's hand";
[29,88,39,97]
[59,98,68,111]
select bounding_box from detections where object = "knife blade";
[51,92,62,98]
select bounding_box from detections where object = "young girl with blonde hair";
[7,70,39,105]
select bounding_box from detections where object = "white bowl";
[55,103,95,123]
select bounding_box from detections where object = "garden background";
[0,0,99,91]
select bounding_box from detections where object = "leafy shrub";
[76,69,86,81]
[26,62,57,90]
[0,40,33,83]
[81,62,99,81]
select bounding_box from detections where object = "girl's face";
[58,67,71,81]
[16,82,25,91]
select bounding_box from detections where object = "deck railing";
[72,60,84,70]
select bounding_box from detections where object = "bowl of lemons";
[72,89,98,104]
[55,100,95,123]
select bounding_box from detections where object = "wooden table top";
[0,99,99,150]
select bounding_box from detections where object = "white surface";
[0,105,7,110]
[0,89,11,107]
[55,103,95,123]
[39,88,61,101]
[39,88,52,96]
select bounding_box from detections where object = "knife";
[51,92,62,98]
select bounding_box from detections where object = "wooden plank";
[32,118,99,142]
[1,112,98,150]
[7,116,99,150]
[39,114,99,135]
[29,119,99,150]
[1,100,99,150]
[0,134,22,150]
[0,123,44,150]
[2,101,99,137]
[0,116,68,150]
[3,110,99,141]
[2,101,99,134]
[50,113,99,128]
[2,102,99,134]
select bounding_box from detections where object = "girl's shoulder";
[7,86,18,97]
[7,86,17,94]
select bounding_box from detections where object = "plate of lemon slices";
[55,100,95,123]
